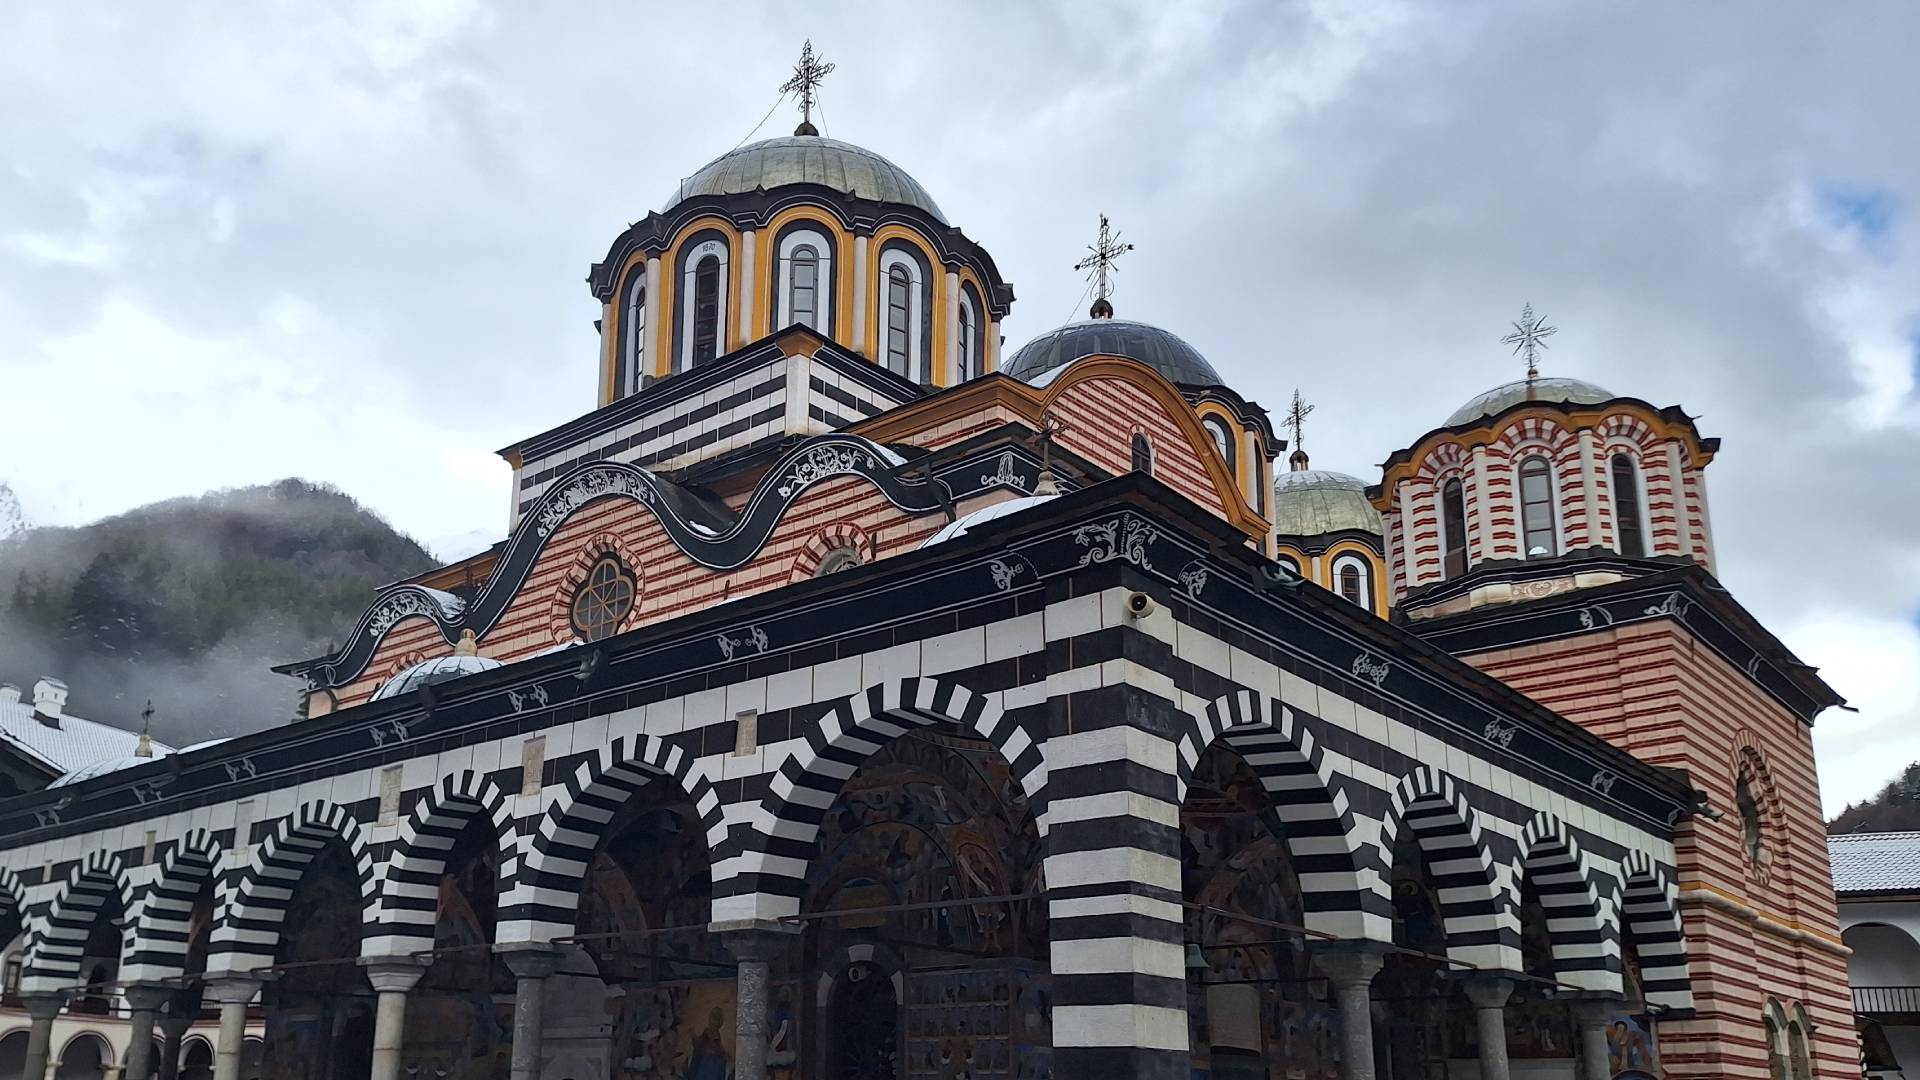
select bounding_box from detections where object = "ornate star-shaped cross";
[1073,214,1134,317]
[1501,303,1558,385]
[1284,389,1314,451]
[781,40,835,135]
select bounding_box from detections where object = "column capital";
[123,982,175,1012]
[1311,946,1388,989]
[20,991,65,1020]
[1462,975,1515,1009]
[711,918,801,962]
[203,975,263,1006]
[1571,995,1629,1024]
[495,941,566,980]
[359,956,430,994]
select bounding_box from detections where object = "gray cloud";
[1,0,1915,811]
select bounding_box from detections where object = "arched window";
[1737,772,1766,869]
[1612,452,1647,558]
[815,546,862,577]
[674,234,729,373]
[1131,431,1153,475]
[1202,416,1236,474]
[775,226,834,335]
[570,555,637,643]
[1787,1017,1812,1080]
[1765,1008,1788,1080]
[1518,456,1558,557]
[1333,553,1373,612]
[879,245,931,381]
[1441,478,1468,579]
[622,273,646,396]
[956,290,981,383]
[1275,553,1302,577]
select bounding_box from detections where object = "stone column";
[499,943,564,1080]
[850,235,870,355]
[1572,999,1622,1080]
[205,976,261,1080]
[362,959,428,1080]
[1463,977,1514,1080]
[737,229,758,345]
[1313,950,1386,1080]
[157,1013,194,1080]
[716,921,799,1080]
[123,983,174,1080]
[18,992,65,1080]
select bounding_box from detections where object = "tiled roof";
[1827,831,1920,895]
[0,698,171,777]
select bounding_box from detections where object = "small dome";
[1003,319,1224,388]
[1271,470,1383,537]
[1445,377,1615,427]
[665,136,946,224]
[50,753,167,788]
[920,495,1059,548]
[371,654,503,701]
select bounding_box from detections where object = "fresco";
[400,816,515,1080]
[259,838,375,1080]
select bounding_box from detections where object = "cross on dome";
[782,40,836,136]
[1073,213,1134,319]
[1285,388,1315,471]
[1502,302,1558,387]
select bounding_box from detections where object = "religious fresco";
[1379,834,1460,1080]
[1181,745,1343,1080]
[1607,928,1663,1078]
[803,729,1050,1080]
[400,815,515,1080]
[1498,883,1576,1062]
[259,838,375,1080]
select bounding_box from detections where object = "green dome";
[666,136,946,224]
[1445,377,1614,427]
[1271,469,1382,537]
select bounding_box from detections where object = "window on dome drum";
[1203,416,1236,474]
[1441,478,1468,579]
[789,245,819,330]
[693,255,722,366]
[1518,456,1558,557]
[570,555,637,643]
[956,299,975,383]
[814,546,862,577]
[623,276,646,395]
[1612,452,1647,557]
[1275,553,1301,576]
[1131,432,1153,475]
[1334,554,1372,612]
[885,264,912,377]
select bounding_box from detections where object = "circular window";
[570,555,637,642]
[815,546,862,577]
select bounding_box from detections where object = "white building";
[1831,831,1920,1076]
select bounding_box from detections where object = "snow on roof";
[1828,831,1920,895]
[0,693,174,778]
[919,495,1059,548]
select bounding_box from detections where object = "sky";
[1,2,1916,815]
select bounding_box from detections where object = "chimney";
[32,678,67,727]
[0,684,18,707]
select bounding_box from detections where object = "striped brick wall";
[1050,379,1230,521]
[1462,622,1855,1079]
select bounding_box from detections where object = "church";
[0,47,1856,1080]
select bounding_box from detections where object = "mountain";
[0,479,438,746]
[1828,761,1920,833]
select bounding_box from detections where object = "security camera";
[1124,591,1156,619]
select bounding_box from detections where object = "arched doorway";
[801,725,1048,1080]
[53,1031,111,1080]
[1502,875,1576,1065]
[1377,825,1469,1079]
[0,1029,30,1078]
[178,1036,215,1080]
[258,835,374,1080]
[1180,742,1340,1077]
[70,887,126,1017]
[399,813,514,1079]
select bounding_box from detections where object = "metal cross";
[1284,389,1314,451]
[781,40,836,132]
[1073,214,1134,309]
[1501,303,1558,385]
[140,699,154,734]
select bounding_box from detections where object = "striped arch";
[22,851,131,996]
[500,734,723,945]
[207,801,375,977]
[0,866,26,922]
[1515,814,1619,993]
[369,771,518,958]
[727,677,1045,921]
[1185,690,1387,942]
[1380,767,1520,972]
[123,830,223,985]
[1618,850,1692,1011]
[789,522,877,582]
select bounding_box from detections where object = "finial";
[1283,389,1314,471]
[782,40,835,136]
[1073,214,1133,319]
[455,629,478,657]
[1033,410,1069,495]
[1501,303,1558,392]
[136,699,154,757]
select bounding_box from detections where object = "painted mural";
[259,838,375,1080]
[1182,744,1344,1080]
[400,816,515,1079]
[1380,833,1461,1080]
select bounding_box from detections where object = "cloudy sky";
[2,2,1916,813]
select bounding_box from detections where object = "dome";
[1003,319,1225,388]
[372,654,503,701]
[665,136,946,224]
[50,751,169,788]
[920,495,1059,548]
[1444,377,1615,427]
[1271,469,1383,537]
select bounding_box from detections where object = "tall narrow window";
[692,255,721,366]
[1441,479,1468,579]
[789,246,819,330]
[1334,554,1372,612]
[1518,457,1557,557]
[1612,453,1646,558]
[1131,432,1153,475]
[885,265,912,376]
[1203,416,1236,474]
[956,299,975,383]
[623,276,646,396]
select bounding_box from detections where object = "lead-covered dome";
[1271,469,1383,536]
[665,136,947,224]
[1003,319,1224,388]
[372,654,503,701]
[1445,377,1614,427]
